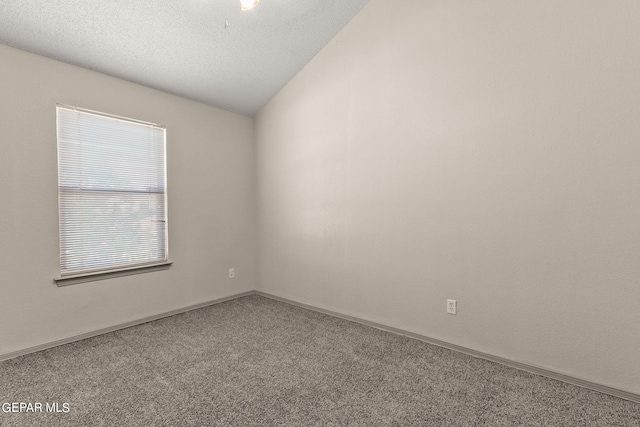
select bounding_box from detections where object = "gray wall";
[256,0,640,394]
[0,44,256,355]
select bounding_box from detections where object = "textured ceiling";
[0,0,370,116]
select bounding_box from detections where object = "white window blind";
[56,105,168,276]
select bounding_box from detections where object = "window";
[56,105,168,280]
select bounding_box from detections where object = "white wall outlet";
[229,268,235,279]
[447,299,457,315]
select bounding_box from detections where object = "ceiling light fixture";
[240,0,260,11]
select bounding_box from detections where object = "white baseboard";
[0,291,255,362]
[256,291,640,404]
[3,289,638,404]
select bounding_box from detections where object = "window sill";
[54,261,173,287]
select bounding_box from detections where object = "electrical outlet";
[447,299,457,315]
[229,268,235,279]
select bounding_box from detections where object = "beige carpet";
[1,295,638,426]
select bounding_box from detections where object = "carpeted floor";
[1,295,638,426]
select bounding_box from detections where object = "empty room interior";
[1,0,639,425]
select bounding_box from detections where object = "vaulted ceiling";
[0,0,370,116]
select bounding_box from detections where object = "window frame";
[54,104,171,286]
